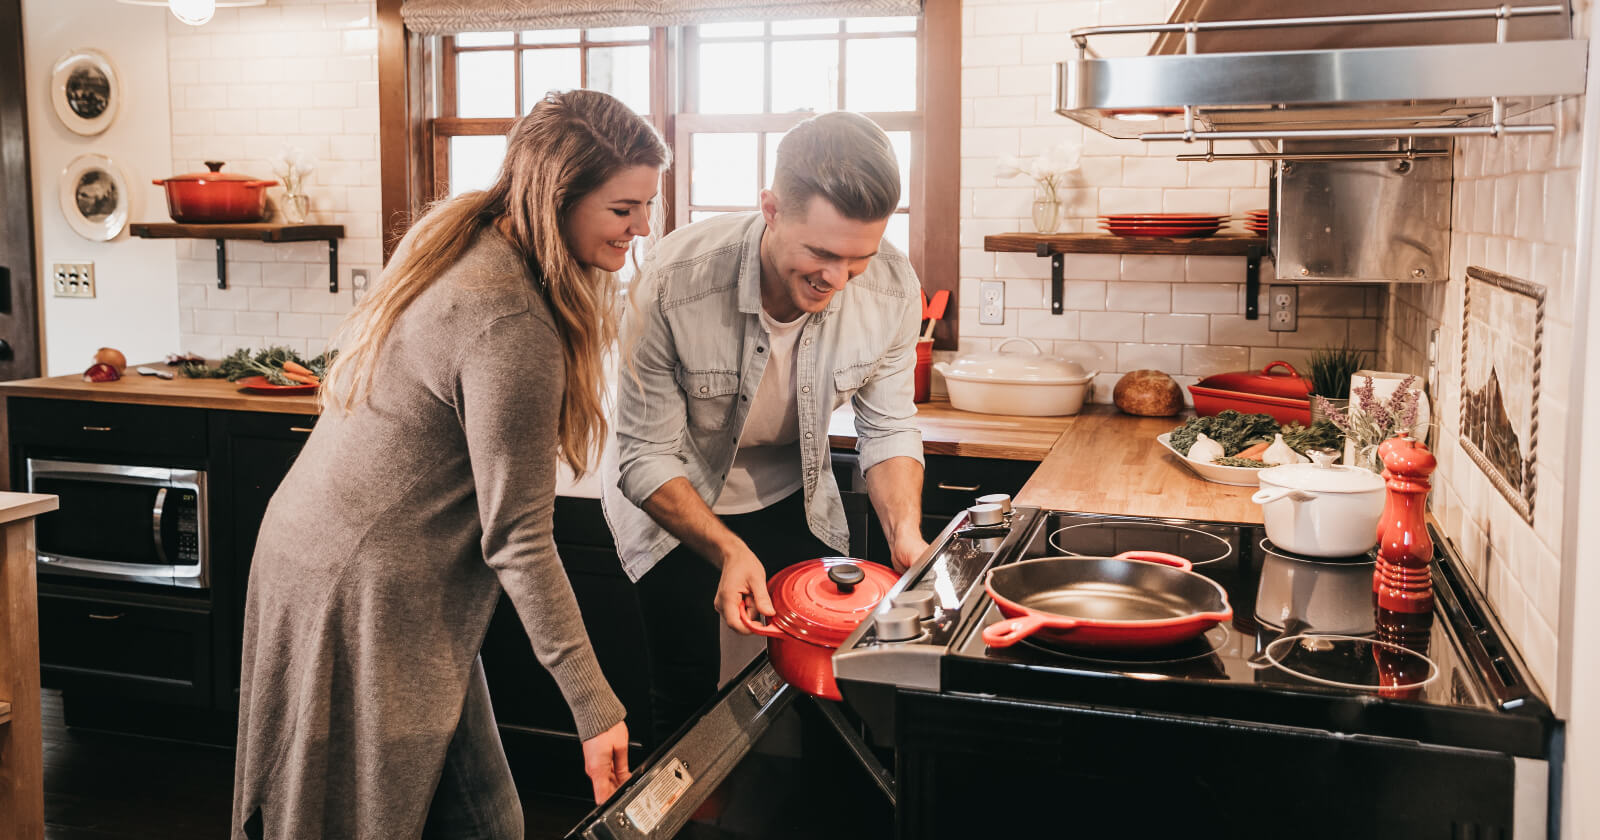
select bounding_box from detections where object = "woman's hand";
[581,720,631,803]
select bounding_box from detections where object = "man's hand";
[888,532,930,573]
[716,547,775,633]
[581,720,631,804]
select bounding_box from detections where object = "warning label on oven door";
[623,757,694,835]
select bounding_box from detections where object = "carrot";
[1235,441,1271,460]
[282,360,317,378]
[282,371,321,386]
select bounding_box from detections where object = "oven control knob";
[875,607,922,642]
[892,590,937,620]
[967,503,1004,527]
[976,493,1012,514]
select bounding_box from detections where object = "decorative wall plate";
[51,49,120,136]
[59,154,130,241]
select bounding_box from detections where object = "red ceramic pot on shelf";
[153,161,278,223]
[739,557,900,701]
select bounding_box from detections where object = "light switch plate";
[1268,284,1296,331]
[51,262,95,298]
[979,280,1004,325]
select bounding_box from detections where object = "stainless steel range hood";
[1056,1,1588,143]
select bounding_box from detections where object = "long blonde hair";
[322,89,668,476]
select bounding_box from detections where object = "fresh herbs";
[1213,456,1269,468]
[1279,420,1343,455]
[180,346,336,386]
[1167,410,1281,457]
[1306,345,1368,398]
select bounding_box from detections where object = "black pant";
[634,491,838,749]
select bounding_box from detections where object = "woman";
[232,89,669,840]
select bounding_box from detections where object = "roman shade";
[401,0,922,34]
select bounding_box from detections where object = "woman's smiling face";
[566,165,660,272]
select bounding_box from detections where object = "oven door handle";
[151,487,169,567]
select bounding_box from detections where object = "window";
[430,16,920,256]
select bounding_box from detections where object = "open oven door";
[566,655,893,840]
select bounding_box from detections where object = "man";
[602,111,928,744]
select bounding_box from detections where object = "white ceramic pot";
[1250,454,1386,558]
[933,338,1098,417]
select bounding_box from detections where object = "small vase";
[1309,396,1348,426]
[280,192,309,225]
[1354,442,1385,475]
[1031,192,1060,234]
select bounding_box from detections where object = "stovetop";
[835,506,1556,759]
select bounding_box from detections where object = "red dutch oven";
[153,161,278,224]
[740,557,900,701]
[1188,360,1313,425]
[981,551,1232,649]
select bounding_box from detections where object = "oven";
[25,457,209,589]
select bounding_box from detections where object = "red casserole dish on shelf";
[1188,360,1313,425]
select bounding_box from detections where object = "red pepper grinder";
[1374,433,1436,614]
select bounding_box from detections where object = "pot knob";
[892,590,936,620]
[827,563,866,593]
[875,607,922,642]
[967,503,1004,527]
[976,493,1012,514]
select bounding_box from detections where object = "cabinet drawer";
[9,397,207,459]
[921,454,1036,516]
[38,592,212,707]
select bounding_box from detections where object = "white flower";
[271,146,317,195]
[996,142,1082,200]
[993,155,1024,179]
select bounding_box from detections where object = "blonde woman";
[232,90,668,840]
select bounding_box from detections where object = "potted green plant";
[1305,345,1368,425]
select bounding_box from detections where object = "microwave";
[25,458,209,589]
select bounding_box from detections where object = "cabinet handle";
[82,425,114,432]
[289,426,314,433]
[88,613,124,621]
[936,482,981,492]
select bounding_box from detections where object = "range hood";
[1056,1,1588,144]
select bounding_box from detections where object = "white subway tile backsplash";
[1181,344,1250,377]
[1018,309,1078,341]
[1144,313,1210,345]
[1118,255,1183,284]
[1162,189,1231,214]
[1173,283,1238,314]
[1275,317,1350,349]
[1062,253,1120,281]
[1116,342,1181,373]
[1080,311,1145,343]
[1185,256,1244,284]
[1106,282,1170,312]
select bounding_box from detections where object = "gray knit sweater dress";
[232,230,624,838]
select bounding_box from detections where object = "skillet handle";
[1113,550,1192,571]
[981,612,1078,648]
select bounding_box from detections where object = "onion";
[83,362,121,383]
[94,347,128,372]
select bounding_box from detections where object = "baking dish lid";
[1194,360,1311,400]
[942,338,1096,384]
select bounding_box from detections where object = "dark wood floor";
[40,689,596,839]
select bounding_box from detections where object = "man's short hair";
[772,112,900,221]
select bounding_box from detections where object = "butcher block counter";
[0,367,317,414]
[831,401,1263,524]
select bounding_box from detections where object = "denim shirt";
[601,212,924,582]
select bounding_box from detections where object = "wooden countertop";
[0,368,318,414]
[0,493,58,526]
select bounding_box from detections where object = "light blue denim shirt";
[601,212,925,581]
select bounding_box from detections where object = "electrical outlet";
[1268,284,1297,332]
[979,280,1005,325]
[351,268,370,303]
[51,262,96,298]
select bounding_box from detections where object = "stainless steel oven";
[25,458,209,589]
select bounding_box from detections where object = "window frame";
[378,1,960,346]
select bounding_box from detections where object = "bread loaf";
[1114,369,1184,416]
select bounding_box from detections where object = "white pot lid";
[1259,461,1385,493]
[942,338,1096,385]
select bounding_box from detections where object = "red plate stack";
[1099,213,1225,238]
[1244,209,1269,236]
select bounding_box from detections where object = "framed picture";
[59,154,130,241]
[51,49,120,136]
[1459,266,1543,523]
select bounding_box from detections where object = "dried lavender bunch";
[1315,375,1420,452]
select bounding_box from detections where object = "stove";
[834,506,1559,838]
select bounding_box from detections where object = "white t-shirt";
[713,309,808,514]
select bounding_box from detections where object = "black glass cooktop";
[939,510,1553,757]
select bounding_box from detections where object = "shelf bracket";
[328,238,339,293]
[215,239,227,289]
[1036,242,1064,314]
[1245,244,1264,320]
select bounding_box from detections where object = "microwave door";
[27,460,204,588]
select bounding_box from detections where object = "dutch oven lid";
[1259,461,1386,493]
[941,337,1095,385]
[161,161,269,184]
[769,557,900,647]
[1194,360,1311,400]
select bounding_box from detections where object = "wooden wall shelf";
[983,232,1269,319]
[983,232,1267,256]
[130,223,347,293]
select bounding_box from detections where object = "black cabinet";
[837,449,1037,565]
[37,587,212,706]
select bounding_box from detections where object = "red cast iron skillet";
[982,550,1233,649]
